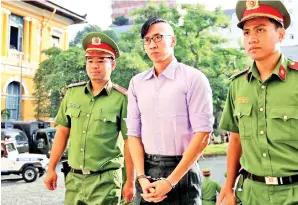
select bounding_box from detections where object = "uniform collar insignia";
[92,37,101,45]
[246,0,259,10]
[278,65,286,81]
[289,61,298,70]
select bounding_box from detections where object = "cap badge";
[246,0,259,10]
[92,37,101,45]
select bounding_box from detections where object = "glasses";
[143,34,172,45]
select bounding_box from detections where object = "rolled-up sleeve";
[219,83,239,133]
[55,90,71,128]
[187,72,214,133]
[127,78,142,137]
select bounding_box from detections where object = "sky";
[51,0,238,40]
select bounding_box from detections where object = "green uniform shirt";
[202,178,221,203]
[220,54,298,177]
[55,80,128,172]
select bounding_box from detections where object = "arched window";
[6,82,21,120]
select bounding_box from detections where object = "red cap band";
[242,5,284,23]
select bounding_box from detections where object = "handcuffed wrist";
[161,178,175,189]
[137,174,150,180]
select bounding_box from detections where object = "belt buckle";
[82,169,91,175]
[265,176,278,185]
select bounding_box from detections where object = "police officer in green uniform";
[202,169,221,205]
[44,32,135,205]
[219,0,298,205]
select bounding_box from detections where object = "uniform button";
[83,130,86,134]
[87,114,90,117]
[103,118,107,123]
[260,130,264,135]
[91,98,94,101]
[261,85,266,89]
[263,153,267,157]
[284,116,288,120]
[81,148,84,152]
[80,165,83,169]
[259,108,264,112]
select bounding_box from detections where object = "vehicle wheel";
[22,166,38,183]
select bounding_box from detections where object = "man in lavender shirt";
[127,17,214,205]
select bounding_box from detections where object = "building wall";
[111,0,177,24]
[1,1,74,121]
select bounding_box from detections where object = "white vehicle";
[1,141,49,182]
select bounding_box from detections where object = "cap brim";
[85,49,115,58]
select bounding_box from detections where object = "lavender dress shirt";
[127,58,214,155]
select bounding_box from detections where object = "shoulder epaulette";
[229,67,250,80]
[112,83,127,96]
[289,61,298,70]
[67,81,87,88]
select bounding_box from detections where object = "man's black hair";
[269,18,283,29]
[141,17,169,39]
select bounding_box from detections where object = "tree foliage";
[113,16,129,26]
[70,24,118,47]
[34,47,87,119]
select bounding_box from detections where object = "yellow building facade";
[1,1,86,120]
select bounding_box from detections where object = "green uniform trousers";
[237,179,298,205]
[64,169,122,205]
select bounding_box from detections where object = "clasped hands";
[139,178,173,203]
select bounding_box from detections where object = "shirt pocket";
[267,106,298,141]
[65,108,81,134]
[233,104,253,139]
[95,112,119,135]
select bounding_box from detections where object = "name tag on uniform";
[236,97,249,104]
[68,103,80,109]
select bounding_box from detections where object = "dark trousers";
[134,154,202,205]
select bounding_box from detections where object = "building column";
[29,18,39,63]
[23,17,31,62]
[1,8,11,57]
[64,29,69,50]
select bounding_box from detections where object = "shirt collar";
[247,54,287,82]
[144,58,178,80]
[84,80,113,96]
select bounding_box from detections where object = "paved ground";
[1,157,226,205]
[1,164,65,205]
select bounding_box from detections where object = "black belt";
[243,170,298,185]
[70,168,116,175]
[145,153,182,162]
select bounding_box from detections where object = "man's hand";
[44,169,58,190]
[122,181,135,203]
[216,182,226,205]
[224,190,237,205]
[140,179,172,203]
[138,178,165,203]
